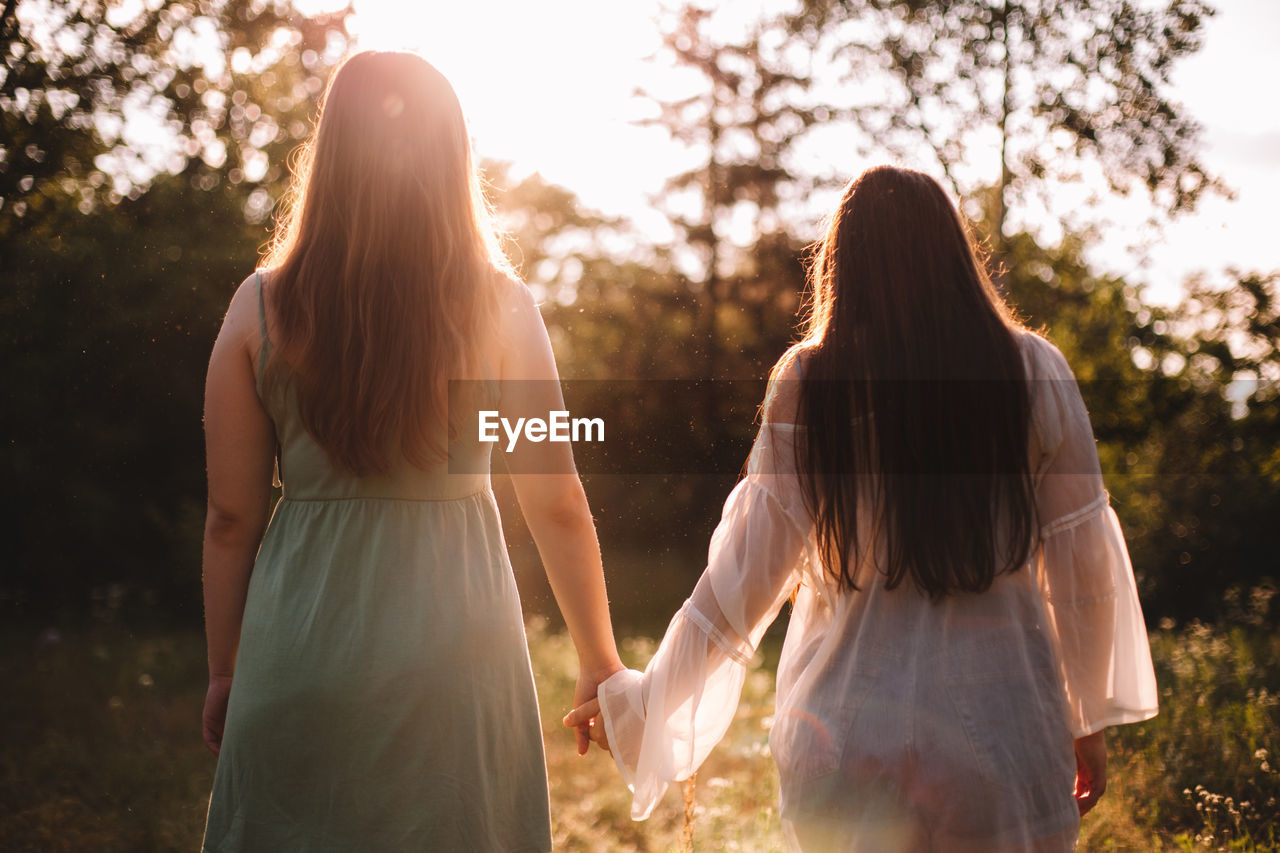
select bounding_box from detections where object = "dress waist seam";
[277,490,491,505]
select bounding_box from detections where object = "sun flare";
[291,0,676,220]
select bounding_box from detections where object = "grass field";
[1,615,1276,852]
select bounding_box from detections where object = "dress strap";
[255,271,272,383]
[254,271,284,487]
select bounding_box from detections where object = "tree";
[2,171,257,621]
[787,0,1221,250]
[0,1,349,622]
[0,0,351,238]
[1155,271,1280,622]
[640,3,823,389]
[1002,223,1279,622]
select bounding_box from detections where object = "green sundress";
[202,274,551,852]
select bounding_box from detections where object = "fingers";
[1076,775,1106,815]
[562,698,601,728]
[1073,760,1105,815]
[579,716,610,752]
[563,699,607,755]
[203,724,221,757]
[202,705,224,757]
[1073,730,1108,816]
[203,677,231,758]
[588,717,610,752]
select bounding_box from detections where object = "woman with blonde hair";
[200,50,622,851]
[567,165,1159,851]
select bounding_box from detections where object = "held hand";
[571,662,624,756]
[1074,730,1108,815]
[562,698,609,753]
[202,674,234,756]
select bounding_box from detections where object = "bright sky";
[304,0,1280,305]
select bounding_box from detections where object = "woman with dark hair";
[566,165,1158,851]
[200,51,622,851]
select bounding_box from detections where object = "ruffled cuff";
[1040,502,1159,736]
[596,599,753,820]
[598,668,645,796]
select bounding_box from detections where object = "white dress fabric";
[598,332,1159,852]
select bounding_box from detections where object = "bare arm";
[561,396,810,818]
[495,282,623,753]
[201,275,277,754]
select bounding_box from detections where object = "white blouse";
[598,333,1159,850]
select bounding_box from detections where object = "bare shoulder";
[492,267,536,311]
[493,271,543,336]
[489,269,556,381]
[218,270,267,349]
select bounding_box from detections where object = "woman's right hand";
[1073,729,1107,815]
[202,674,234,756]
[571,660,624,755]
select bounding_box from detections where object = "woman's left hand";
[202,674,234,756]
[563,697,609,752]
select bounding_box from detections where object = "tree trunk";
[996,0,1013,278]
[704,110,721,428]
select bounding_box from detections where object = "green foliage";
[1001,229,1279,622]
[0,0,350,236]
[785,0,1222,238]
[0,0,347,621]
[1087,615,1280,850]
[0,171,263,619]
[0,626,214,851]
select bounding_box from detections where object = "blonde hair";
[263,50,509,475]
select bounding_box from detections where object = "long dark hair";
[783,165,1035,598]
[263,51,508,476]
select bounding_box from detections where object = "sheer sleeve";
[1028,335,1159,737]
[598,419,810,820]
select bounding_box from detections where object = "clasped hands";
[562,697,610,755]
[565,662,624,756]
